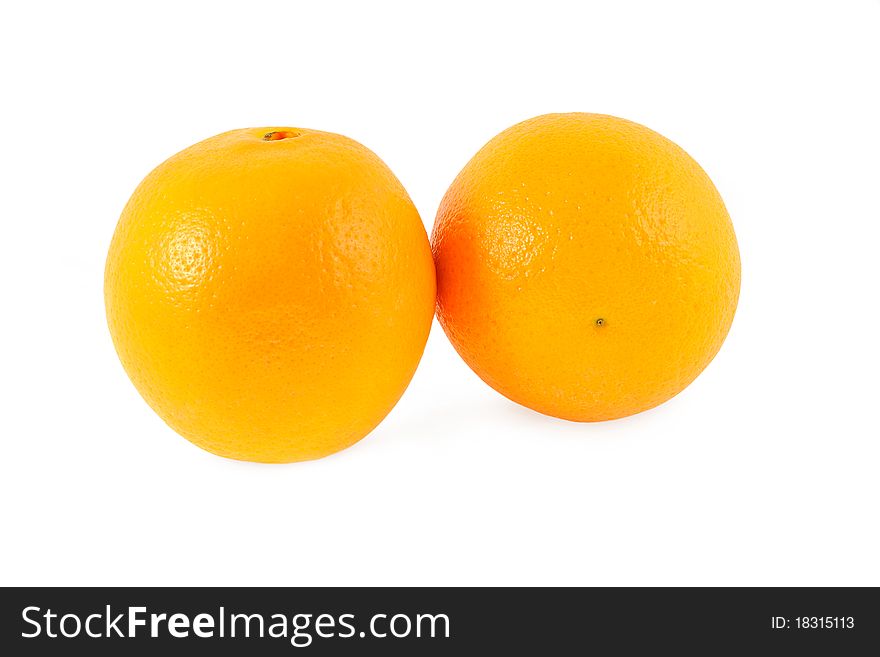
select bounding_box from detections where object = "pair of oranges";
[105,113,740,463]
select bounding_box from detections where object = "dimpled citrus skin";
[105,128,435,462]
[432,113,740,421]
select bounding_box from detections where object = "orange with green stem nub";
[105,127,436,462]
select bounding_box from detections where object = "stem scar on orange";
[105,128,436,462]
[431,113,741,421]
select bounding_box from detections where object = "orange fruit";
[105,128,435,462]
[432,113,740,421]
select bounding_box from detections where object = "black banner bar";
[2,587,877,654]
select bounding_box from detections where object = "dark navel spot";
[595,318,605,327]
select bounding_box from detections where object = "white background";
[2,0,878,586]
